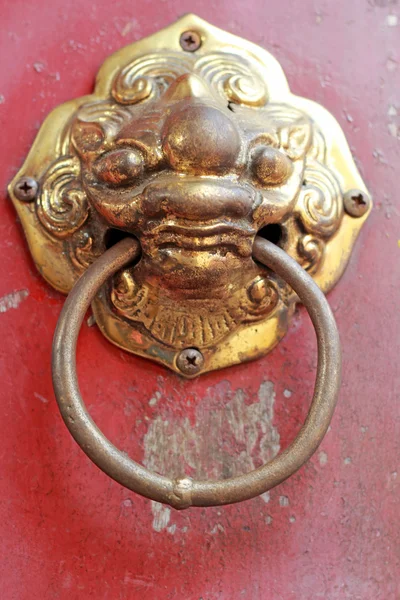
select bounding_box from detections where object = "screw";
[179,30,202,52]
[14,176,38,202]
[176,347,204,376]
[343,189,371,218]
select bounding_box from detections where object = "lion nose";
[162,75,241,174]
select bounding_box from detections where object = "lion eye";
[252,146,293,186]
[93,149,143,186]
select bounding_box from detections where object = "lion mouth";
[138,178,259,255]
[140,221,256,256]
[144,221,255,252]
[150,222,256,237]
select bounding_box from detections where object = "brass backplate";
[9,15,371,376]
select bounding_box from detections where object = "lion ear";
[71,119,105,155]
[280,120,312,160]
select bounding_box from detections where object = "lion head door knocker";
[10,16,371,508]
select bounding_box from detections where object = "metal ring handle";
[52,236,341,509]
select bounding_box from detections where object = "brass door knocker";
[9,16,371,508]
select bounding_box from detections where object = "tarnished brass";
[52,237,341,508]
[9,15,371,375]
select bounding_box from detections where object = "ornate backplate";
[9,15,371,376]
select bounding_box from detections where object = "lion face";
[10,16,368,374]
[71,70,312,296]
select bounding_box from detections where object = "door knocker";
[9,15,371,508]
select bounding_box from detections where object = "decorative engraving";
[111,271,278,348]
[111,50,267,108]
[298,234,325,274]
[297,160,344,237]
[196,52,267,106]
[36,156,88,238]
[112,52,195,104]
[69,231,102,271]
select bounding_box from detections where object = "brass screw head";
[343,189,371,217]
[179,30,202,52]
[14,176,38,202]
[176,347,204,375]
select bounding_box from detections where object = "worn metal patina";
[9,15,371,375]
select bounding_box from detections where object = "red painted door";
[0,1,399,598]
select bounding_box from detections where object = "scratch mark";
[0,289,29,313]
[123,573,155,588]
[34,392,49,404]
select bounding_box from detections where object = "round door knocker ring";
[52,237,341,509]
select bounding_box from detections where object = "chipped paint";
[148,390,161,407]
[319,451,328,466]
[151,503,171,532]
[386,57,398,72]
[143,380,280,530]
[387,14,398,26]
[388,122,399,137]
[0,289,29,313]
[210,523,225,534]
[86,314,96,327]
[260,491,271,504]
[33,62,45,73]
